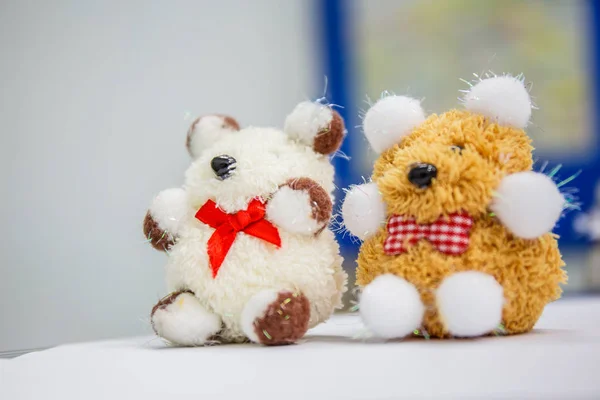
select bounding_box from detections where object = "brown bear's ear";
[284,101,346,155]
[462,75,532,129]
[186,114,240,159]
[362,95,426,153]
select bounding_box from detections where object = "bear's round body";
[167,226,345,342]
[169,126,346,342]
[357,217,565,337]
[145,103,348,345]
[342,77,570,339]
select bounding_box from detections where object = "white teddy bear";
[144,101,348,346]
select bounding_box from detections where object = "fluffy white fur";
[284,101,333,147]
[266,186,322,234]
[169,227,345,343]
[148,188,191,237]
[463,75,532,129]
[341,182,387,240]
[436,271,504,337]
[152,102,347,344]
[185,127,335,213]
[188,115,238,159]
[151,292,222,346]
[491,171,564,239]
[359,274,425,339]
[363,95,426,153]
[240,290,279,343]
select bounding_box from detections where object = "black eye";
[450,145,464,154]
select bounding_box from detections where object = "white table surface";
[2,297,600,400]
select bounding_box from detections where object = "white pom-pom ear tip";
[284,101,345,155]
[462,75,532,129]
[186,115,240,158]
[362,95,426,154]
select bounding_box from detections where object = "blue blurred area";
[320,0,600,293]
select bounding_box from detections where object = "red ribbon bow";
[195,198,281,278]
[384,212,473,256]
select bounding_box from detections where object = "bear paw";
[267,178,332,235]
[151,291,222,346]
[360,274,425,339]
[241,290,310,345]
[436,271,504,337]
[491,171,564,239]
[341,182,387,240]
[144,188,191,251]
[143,212,175,251]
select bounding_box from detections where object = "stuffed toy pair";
[145,74,567,345]
[144,101,347,345]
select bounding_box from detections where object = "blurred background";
[1,0,598,356]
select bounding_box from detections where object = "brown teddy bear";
[342,75,567,339]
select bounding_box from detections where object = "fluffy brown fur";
[253,292,310,345]
[150,290,193,320]
[357,110,566,337]
[143,212,175,251]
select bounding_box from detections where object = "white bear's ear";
[186,115,240,158]
[363,96,426,154]
[463,75,532,129]
[284,101,346,155]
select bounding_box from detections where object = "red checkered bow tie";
[384,212,473,256]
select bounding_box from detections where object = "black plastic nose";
[211,155,236,180]
[408,163,437,188]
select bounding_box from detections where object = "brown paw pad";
[151,290,193,319]
[284,177,332,225]
[253,292,310,346]
[143,212,175,251]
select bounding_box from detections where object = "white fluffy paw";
[491,171,564,239]
[359,274,425,339]
[148,188,191,236]
[151,292,221,346]
[341,182,387,240]
[436,271,504,337]
[266,178,332,235]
